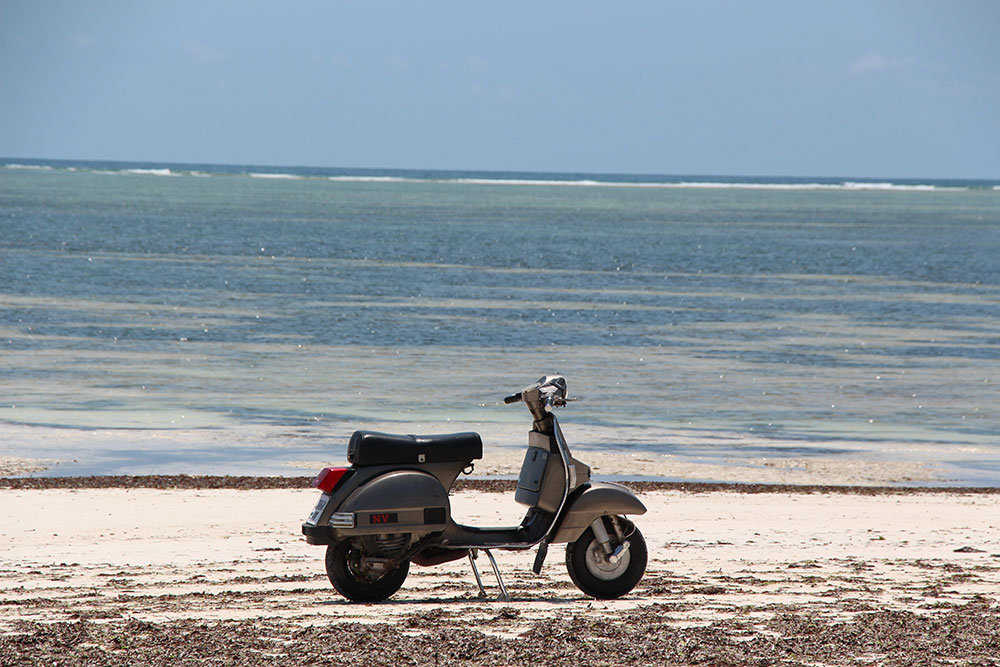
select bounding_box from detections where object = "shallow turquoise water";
[2,161,998,481]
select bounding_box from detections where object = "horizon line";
[3,155,999,185]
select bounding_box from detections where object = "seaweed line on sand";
[2,475,1000,494]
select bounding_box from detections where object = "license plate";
[306,494,330,525]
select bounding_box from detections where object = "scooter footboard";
[552,482,647,544]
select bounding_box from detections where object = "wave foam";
[3,161,986,191]
[249,172,302,180]
[841,181,953,192]
[328,175,415,183]
[452,177,605,187]
[4,163,54,171]
[123,168,176,176]
[449,178,967,192]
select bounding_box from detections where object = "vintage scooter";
[301,376,647,602]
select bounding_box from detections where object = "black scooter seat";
[348,430,483,466]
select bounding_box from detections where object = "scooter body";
[301,376,647,601]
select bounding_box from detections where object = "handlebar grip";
[503,392,522,404]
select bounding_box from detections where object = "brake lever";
[552,396,577,406]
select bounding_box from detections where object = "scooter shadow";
[316,593,588,606]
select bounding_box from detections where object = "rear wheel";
[325,539,409,602]
[565,517,646,599]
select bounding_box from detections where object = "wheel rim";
[584,539,631,581]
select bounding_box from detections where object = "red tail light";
[313,467,349,493]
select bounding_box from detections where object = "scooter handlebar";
[503,392,522,404]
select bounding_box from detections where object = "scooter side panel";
[337,470,451,536]
[551,482,647,544]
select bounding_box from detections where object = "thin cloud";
[71,35,96,50]
[182,38,227,64]
[386,55,409,72]
[464,55,490,73]
[471,82,518,104]
[849,52,894,74]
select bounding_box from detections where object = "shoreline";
[5,422,997,487]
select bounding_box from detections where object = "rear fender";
[552,482,647,544]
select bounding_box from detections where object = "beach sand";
[2,480,999,665]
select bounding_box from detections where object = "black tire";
[325,540,409,602]
[565,518,647,599]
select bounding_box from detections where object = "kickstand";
[467,549,511,601]
[468,549,487,598]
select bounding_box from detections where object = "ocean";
[2,159,998,483]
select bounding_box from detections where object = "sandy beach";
[2,479,999,665]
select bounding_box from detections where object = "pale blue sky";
[2,1,998,178]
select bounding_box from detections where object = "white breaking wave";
[651,181,836,190]
[452,177,606,187]
[4,163,54,170]
[123,168,176,176]
[448,177,967,192]
[2,161,983,191]
[328,176,414,183]
[840,181,956,192]
[249,172,302,180]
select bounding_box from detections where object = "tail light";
[313,467,350,493]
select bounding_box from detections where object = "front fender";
[552,482,647,544]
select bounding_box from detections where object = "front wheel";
[565,518,647,599]
[325,540,409,602]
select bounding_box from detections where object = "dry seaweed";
[3,475,999,495]
[3,601,999,666]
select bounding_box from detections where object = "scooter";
[301,375,647,602]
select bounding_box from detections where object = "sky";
[1,1,998,179]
